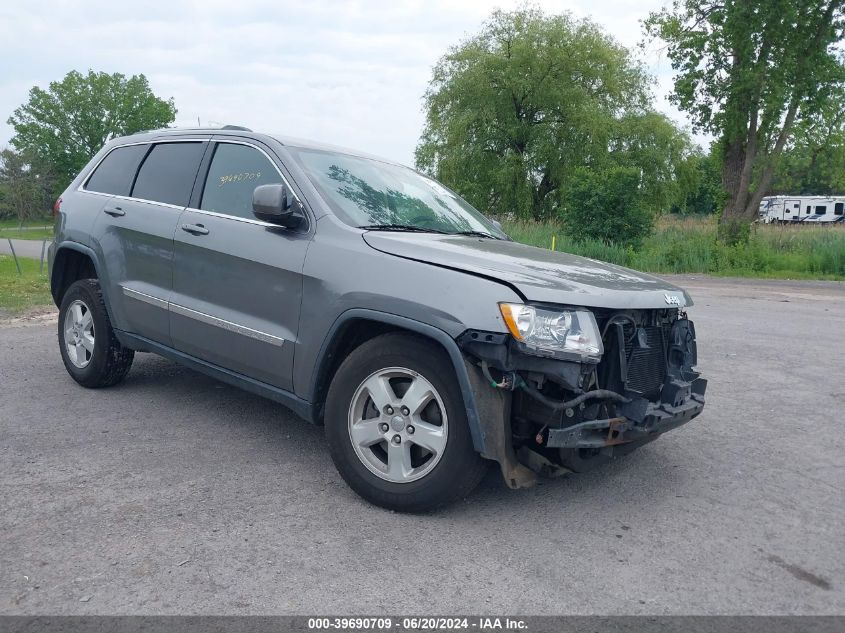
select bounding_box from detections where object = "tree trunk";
[716,0,837,244]
[719,138,751,244]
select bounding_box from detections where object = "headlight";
[499,303,603,361]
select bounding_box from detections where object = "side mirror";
[252,183,303,227]
[490,219,503,231]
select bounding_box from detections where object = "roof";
[126,126,407,168]
[269,134,405,167]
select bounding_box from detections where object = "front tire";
[324,333,488,512]
[58,279,134,388]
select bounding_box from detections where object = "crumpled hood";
[363,233,693,310]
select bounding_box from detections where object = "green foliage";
[561,166,653,247]
[672,148,725,215]
[0,148,54,222]
[645,1,844,139]
[773,86,845,194]
[7,70,177,194]
[502,215,845,279]
[644,1,845,229]
[416,6,693,222]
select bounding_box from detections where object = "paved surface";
[0,238,49,260]
[1,276,843,615]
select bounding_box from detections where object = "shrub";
[561,167,654,247]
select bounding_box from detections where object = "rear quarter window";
[131,142,207,207]
[84,144,149,196]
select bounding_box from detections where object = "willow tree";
[416,7,690,228]
[646,0,845,242]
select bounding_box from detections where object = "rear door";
[90,139,208,345]
[169,139,311,391]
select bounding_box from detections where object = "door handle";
[181,223,209,236]
[104,206,125,217]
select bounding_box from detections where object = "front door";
[170,140,310,391]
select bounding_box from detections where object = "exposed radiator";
[623,325,668,399]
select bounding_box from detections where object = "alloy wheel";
[64,299,95,368]
[347,367,448,483]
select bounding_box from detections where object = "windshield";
[288,147,506,238]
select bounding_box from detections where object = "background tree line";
[0,70,176,224]
[2,2,844,251]
[417,2,845,246]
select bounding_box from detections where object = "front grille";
[623,324,667,399]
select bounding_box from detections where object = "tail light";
[52,197,62,217]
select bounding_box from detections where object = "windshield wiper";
[452,230,501,240]
[358,224,449,234]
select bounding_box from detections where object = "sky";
[0,0,701,166]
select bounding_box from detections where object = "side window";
[85,145,148,196]
[200,143,283,219]
[835,202,844,215]
[815,205,827,215]
[806,206,811,214]
[131,142,206,207]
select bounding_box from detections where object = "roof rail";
[131,124,253,135]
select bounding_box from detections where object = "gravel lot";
[1,276,843,615]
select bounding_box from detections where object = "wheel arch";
[308,309,488,454]
[51,242,101,304]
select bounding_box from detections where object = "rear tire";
[58,279,134,388]
[324,333,488,512]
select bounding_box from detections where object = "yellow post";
[551,235,556,251]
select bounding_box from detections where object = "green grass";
[0,216,53,228]
[0,217,54,240]
[0,255,52,314]
[502,215,845,280]
[0,228,54,240]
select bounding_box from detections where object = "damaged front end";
[458,308,707,488]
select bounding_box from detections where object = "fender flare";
[309,308,489,455]
[51,241,116,320]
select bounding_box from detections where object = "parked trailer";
[759,195,845,224]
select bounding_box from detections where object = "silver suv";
[49,126,707,511]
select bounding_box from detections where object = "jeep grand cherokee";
[49,126,706,511]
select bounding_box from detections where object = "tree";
[608,111,695,216]
[772,86,845,194]
[562,166,653,246]
[672,147,725,215]
[645,0,845,242]
[7,70,177,194]
[0,148,54,224]
[416,6,693,224]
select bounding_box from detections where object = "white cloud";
[0,0,705,165]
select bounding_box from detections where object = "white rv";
[759,195,845,224]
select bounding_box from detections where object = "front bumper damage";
[547,392,705,449]
[459,311,707,488]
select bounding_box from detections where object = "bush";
[561,167,654,247]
